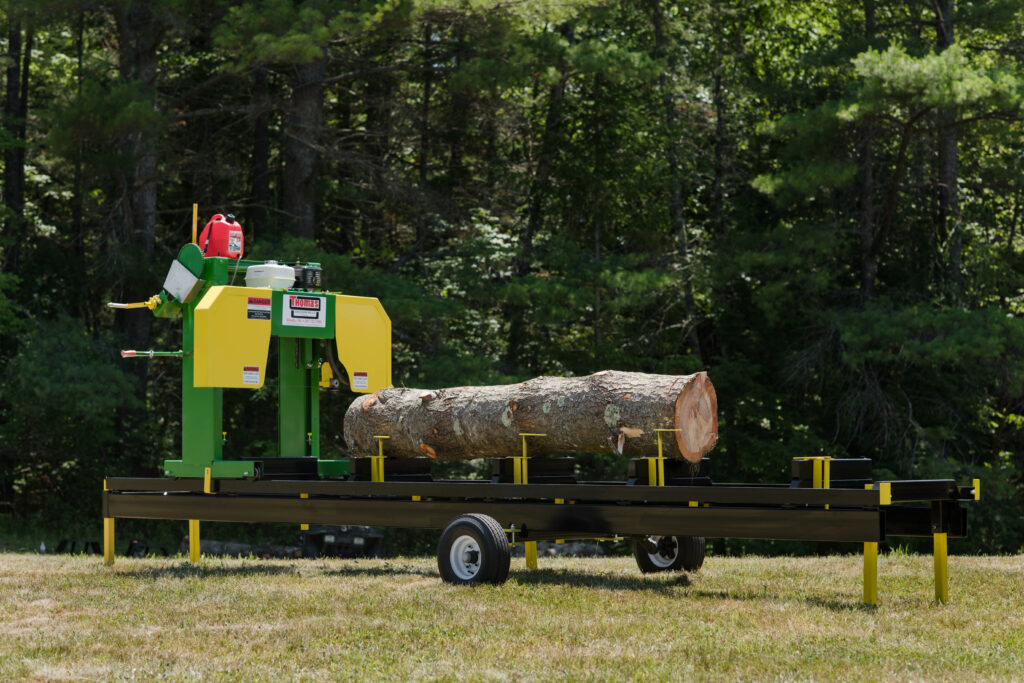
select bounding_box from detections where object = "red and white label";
[282,294,326,328]
[242,366,261,385]
[228,230,243,254]
[247,296,271,321]
[353,371,369,390]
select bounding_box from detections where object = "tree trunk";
[283,60,325,240]
[934,0,960,296]
[113,0,163,396]
[3,18,30,269]
[651,0,701,358]
[250,67,271,240]
[506,30,570,373]
[344,370,718,463]
[859,0,877,302]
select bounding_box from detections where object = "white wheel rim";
[647,536,679,569]
[449,535,482,580]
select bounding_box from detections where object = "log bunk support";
[102,452,980,605]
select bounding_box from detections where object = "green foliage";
[0,317,141,514]
[849,44,1023,115]
[0,0,1021,554]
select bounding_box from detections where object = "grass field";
[1,551,1022,681]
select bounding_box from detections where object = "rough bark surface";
[344,370,718,463]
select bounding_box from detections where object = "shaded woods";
[0,0,1022,551]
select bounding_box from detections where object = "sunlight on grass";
[1,553,1021,680]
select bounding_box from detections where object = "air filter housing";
[293,264,323,290]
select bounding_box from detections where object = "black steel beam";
[103,477,885,507]
[103,492,885,543]
[886,480,958,502]
[883,505,968,538]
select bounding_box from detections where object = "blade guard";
[334,295,391,393]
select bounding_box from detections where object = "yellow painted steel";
[862,483,880,605]
[334,295,392,393]
[934,532,949,603]
[863,541,878,605]
[192,203,198,244]
[555,498,564,544]
[300,493,309,531]
[516,434,545,570]
[796,456,833,507]
[972,478,981,501]
[203,467,212,494]
[371,435,389,482]
[412,495,421,502]
[193,286,272,388]
[103,517,115,566]
[652,429,678,487]
[525,541,538,569]
[107,294,162,311]
[188,520,200,563]
[319,362,334,388]
[878,482,891,506]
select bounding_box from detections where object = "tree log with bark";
[344,370,717,463]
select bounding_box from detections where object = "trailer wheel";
[634,535,705,573]
[437,514,511,585]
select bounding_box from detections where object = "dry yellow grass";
[0,552,1021,681]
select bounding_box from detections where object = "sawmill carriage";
[102,211,980,604]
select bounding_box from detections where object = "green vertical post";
[308,339,320,459]
[168,305,223,476]
[279,337,309,458]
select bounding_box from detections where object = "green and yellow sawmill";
[102,208,981,605]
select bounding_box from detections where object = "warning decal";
[282,294,327,328]
[247,296,272,321]
[353,371,369,390]
[242,366,261,385]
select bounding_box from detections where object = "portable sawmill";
[102,209,981,605]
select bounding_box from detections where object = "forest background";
[0,0,1021,554]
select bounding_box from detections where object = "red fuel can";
[198,214,244,259]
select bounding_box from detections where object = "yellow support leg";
[103,517,115,566]
[863,541,878,605]
[189,519,201,563]
[515,433,546,570]
[555,498,564,544]
[525,540,538,570]
[934,532,949,603]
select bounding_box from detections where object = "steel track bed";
[102,475,974,544]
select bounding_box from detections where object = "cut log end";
[674,371,718,462]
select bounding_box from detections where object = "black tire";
[437,514,511,585]
[634,535,705,573]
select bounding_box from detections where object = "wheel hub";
[449,535,482,580]
[648,535,679,568]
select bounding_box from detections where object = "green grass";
[1,552,1022,681]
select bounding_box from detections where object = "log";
[343,370,717,463]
